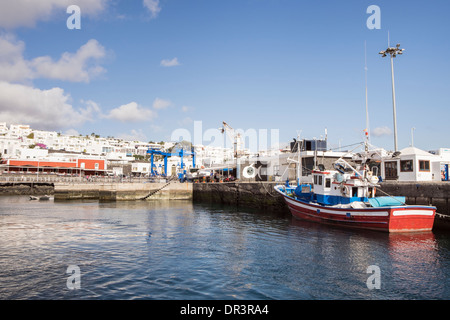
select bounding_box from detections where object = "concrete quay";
[54,181,192,201]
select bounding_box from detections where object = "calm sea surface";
[0,196,449,300]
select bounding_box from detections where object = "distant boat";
[29,196,39,200]
[275,138,436,233]
[39,195,50,201]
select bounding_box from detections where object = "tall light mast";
[379,43,404,152]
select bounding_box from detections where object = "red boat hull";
[281,193,435,233]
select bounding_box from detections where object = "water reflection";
[0,196,449,300]
[288,217,449,299]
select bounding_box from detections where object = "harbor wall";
[378,181,450,215]
[54,182,192,201]
[7,180,450,215]
[193,180,450,215]
[193,182,287,212]
[0,182,54,195]
[193,181,450,229]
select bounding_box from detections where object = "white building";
[131,162,151,176]
[193,144,234,167]
[9,124,32,138]
[381,146,443,182]
[17,148,49,159]
[0,122,8,135]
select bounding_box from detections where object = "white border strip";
[392,210,434,216]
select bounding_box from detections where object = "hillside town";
[1,122,450,183]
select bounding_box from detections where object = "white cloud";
[372,126,392,137]
[181,106,190,112]
[105,98,172,123]
[106,102,156,122]
[0,81,100,130]
[0,35,32,82]
[152,98,172,110]
[30,39,106,83]
[160,57,180,67]
[143,0,161,19]
[0,35,107,83]
[0,0,108,29]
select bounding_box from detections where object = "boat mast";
[296,132,302,185]
[364,41,370,143]
[313,137,318,170]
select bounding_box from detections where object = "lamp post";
[379,43,404,152]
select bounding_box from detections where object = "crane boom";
[220,121,241,158]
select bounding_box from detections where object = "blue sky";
[1,0,449,152]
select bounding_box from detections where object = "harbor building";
[1,156,107,176]
[379,146,450,182]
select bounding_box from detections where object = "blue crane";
[146,146,196,180]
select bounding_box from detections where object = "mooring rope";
[139,176,177,200]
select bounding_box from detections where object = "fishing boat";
[275,138,436,233]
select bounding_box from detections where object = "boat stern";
[388,207,436,232]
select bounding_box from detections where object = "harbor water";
[0,196,449,300]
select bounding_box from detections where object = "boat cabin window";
[314,175,322,185]
[352,187,358,197]
[325,178,331,189]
